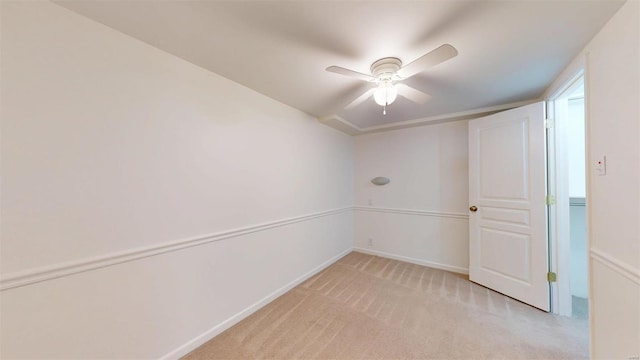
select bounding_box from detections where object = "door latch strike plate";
[547,272,557,282]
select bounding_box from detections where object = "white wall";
[567,97,586,198]
[0,2,353,358]
[353,121,469,273]
[587,2,640,356]
[548,1,640,357]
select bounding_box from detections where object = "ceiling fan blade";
[326,66,375,82]
[397,44,458,79]
[396,83,432,104]
[345,88,376,110]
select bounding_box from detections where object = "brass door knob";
[469,206,478,212]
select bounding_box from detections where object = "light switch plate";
[595,155,606,176]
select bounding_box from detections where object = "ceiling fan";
[326,44,458,115]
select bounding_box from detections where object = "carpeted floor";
[184,252,588,359]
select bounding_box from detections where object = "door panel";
[479,228,531,282]
[469,101,549,311]
[479,118,529,200]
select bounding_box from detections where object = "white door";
[468,102,549,311]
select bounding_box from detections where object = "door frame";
[546,69,589,317]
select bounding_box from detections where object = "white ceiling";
[56,1,623,133]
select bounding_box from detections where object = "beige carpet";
[184,252,588,359]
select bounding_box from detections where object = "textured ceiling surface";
[56,1,623,129]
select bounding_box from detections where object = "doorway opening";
[547,72,589,320]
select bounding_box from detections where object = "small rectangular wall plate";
[595,155,606,176]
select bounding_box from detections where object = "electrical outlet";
[368,238,373,246]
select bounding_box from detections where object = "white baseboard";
[353,247,469,275]
[161,247,353,360]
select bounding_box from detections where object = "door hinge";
[545,119,554,128]
[547,272,557,282]
[546,195,556,205]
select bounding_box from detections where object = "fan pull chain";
[383,103,387,115]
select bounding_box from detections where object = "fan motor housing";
[371,57,402,79]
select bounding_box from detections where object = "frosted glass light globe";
[374,82,398,106]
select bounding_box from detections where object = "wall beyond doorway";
[567,96,588,301]
[353,121,470,273]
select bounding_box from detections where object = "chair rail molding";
[0,207,353,291]
[353,206,469,220]
[590,247,640,285]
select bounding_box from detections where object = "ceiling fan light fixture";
[373,81,398,106]
[327,46,457,112]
